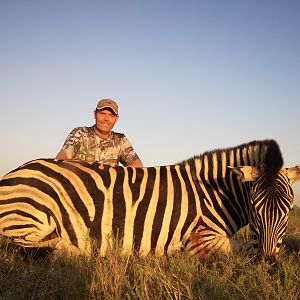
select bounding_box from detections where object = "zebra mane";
[262,139,284,183]
[179,139,284,182]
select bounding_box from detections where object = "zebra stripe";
[0,139,299,257]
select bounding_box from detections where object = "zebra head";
[229,164,300,258]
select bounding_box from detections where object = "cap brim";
[97,106,118,114]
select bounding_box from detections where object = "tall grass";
[1,207,299,300]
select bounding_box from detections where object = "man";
[56,99,143,167]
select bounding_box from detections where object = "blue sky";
[0,1,299,204]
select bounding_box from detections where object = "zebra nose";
[263,250,278,261]
[264,255,278,264]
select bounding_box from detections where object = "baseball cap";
[96,99,119,115]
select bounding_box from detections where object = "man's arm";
[56,149,74,160]
[55,127,81,160]
[119,134,143,168]
[126,158,143,168]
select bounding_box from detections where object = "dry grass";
[1,208,300,300]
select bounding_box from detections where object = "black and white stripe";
[0,139,299,257]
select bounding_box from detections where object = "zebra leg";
[229,238,253,254]
[188,231,254,256]
[20,237,90,257]
[39,238,89,257]
[17,237,62,249]
[52,239,90,257]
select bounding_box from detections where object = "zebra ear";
[284,165,300,185]
[228,166,260,182]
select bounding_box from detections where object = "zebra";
[0,139,299,258]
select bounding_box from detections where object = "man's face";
[94,109,119,135]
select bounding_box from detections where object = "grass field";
[1,207,299,300]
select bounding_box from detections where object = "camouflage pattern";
[60,126,140,166]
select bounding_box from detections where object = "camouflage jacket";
[60,125,140,166]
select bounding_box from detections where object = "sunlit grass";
[1,207,299,299]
